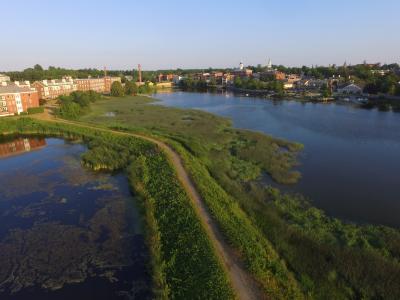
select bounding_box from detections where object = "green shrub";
[27,106,44,114]
[111,81,124,97]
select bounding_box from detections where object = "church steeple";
[267,58,272,70]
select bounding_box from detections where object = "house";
[286,74,301,83]
[337,84,362,94]
[157,73,175,82]
[297,78,327,90]
[259,70,285,81]
[0,82,39,116]
[173,75,184,84]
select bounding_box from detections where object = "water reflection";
[0,137,46,158]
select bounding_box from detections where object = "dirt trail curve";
[36,112,265,300]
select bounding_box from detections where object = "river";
[0,136,151,299]
[155,91,400,228]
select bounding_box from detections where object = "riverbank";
[182,86,400,111]
[155,91,400,228]
[76,94,400,299]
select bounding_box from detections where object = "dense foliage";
[138,82,156,94]
[129,153,233,299]
[124,81,138,95]
[57,91,101,119]
[233,77,284,95]
[111,81,124,97]
[4,64,124,82]
[27,106,45,114]
[0,117,234,300]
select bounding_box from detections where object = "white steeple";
[267,58,272,69]
[239,62,244,70]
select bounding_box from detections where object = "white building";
[0,74,10,83]
[172,75,184,84]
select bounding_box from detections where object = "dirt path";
[34,110,264,299]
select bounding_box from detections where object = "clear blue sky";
[1,0,399,71]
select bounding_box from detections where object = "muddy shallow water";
[0,137,151,299]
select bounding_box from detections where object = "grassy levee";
[0,117,234,300]
[128,152,234,299]
[165,139,304,299]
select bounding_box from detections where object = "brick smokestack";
[138,64,142,83]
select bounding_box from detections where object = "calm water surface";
[0,137,151,299]
[155,91,400,228]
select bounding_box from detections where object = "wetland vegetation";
[77,95,400,299]
[1,93,400,299]
[0,118,233,299]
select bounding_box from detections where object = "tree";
[34,64,43,71]
[111,81,124,97]
[396,84,400,96]
[208,77,217,87]
[320,83,332,98]
[125,81,138,95]
[234,76,243,88]
[363,82,379,94]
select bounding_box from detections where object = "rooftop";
[0,82,35,94]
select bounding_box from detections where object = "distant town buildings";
[231,62,253,78]
[0,81,39,116]
[0,74,10,83]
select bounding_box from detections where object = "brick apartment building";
[0,82,39,117]
[0,137,46,158]
[32,76,121,99]
[75,76,121,93]
[32,77,77,100]
[75,77,107,93]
